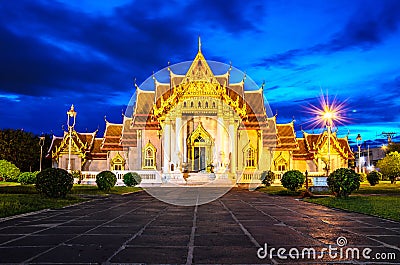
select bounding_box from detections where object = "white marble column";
[175,114,182,168]
[163,119,171,173]
[183,118,187,163]
[229,121,236,174]
[137,130,142,169]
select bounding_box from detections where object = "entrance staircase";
[185,172,215,185]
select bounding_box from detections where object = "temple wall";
[58,154,81,171]
[292,159,308,172]
[87,160,107,171]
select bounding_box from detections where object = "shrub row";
[262,167,388,198]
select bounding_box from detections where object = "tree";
[367,171,381,186]
[260,170,274,187]
[96,171,117,191]
[327,168,360,198]
[0,160,20,181]
[0,129,52,172]
[376,151,400,184]
[123,172,142,187]
[387,143,400,153]
[281,170,305,191]
[36,168,73,198]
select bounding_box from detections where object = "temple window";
[275,156,287,172]
[205,101,208,108]
[212,102,216,108]
[198,101,201,108]
[191,101,194,108]
[245,147,256,168]
[143,141,156,169]
[183,102,187,108]
[111,153,125,171]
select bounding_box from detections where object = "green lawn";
[355,181,400,194]
[0,194,85,218]
[258,182,400,221]
[256,185,330,196]
[71,185,142,195]
[304,196,400,222]
[0,182,142,218]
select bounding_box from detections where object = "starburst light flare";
[306,93,349,129]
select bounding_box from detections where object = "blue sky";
[1,0,400,146]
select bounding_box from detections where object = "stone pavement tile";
[359,218,400,229]
[156,216,194,224]
[0,226,45,235]
[4,234,74,246]
[36,226,93,235]
[248,226,321,247]
[16,219,67,227]
[129,234,190,246]
[0,234,22,245]
[30,244,118,263]
[195,234,254,247]
[196,219,237,227]
[194,246,270,264]
[86,225,142,235]
[196,224,243,235]
[304,228,382,246]
[66,234,131,246]
[235,214,278,221]
[196,214,235,222]
[0,246,50,263]
[318,219,374,227]
[283,219,327,228]
[58,219,106,226]
[144,225,192,235]
[110,246,187,264]
[240,220,277,227]
[370,235,400,248]
[344,226,400,236]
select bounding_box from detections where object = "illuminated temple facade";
[48,47,354,185]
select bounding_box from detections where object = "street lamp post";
[323,111,334,176]
[356,133,362,173]
[39,136,45,171]
[67,105,77,173]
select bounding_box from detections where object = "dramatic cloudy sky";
[1,0,400,146]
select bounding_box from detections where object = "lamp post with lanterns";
[39,135,45,171]
[356,133,362,173]
[67,105,77,173]
[323,110,334,176]
[306,94,348,176]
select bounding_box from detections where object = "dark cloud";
[259,0,400,69]
[328,0,400,51]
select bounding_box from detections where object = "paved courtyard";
[0,188,399,264]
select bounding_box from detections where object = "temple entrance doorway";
[187,123,213,172]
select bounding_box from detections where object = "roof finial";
[198,36,202,52]
[134,78,140,90]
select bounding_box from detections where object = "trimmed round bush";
[281,170,305,191]
[36,168,73,198]
[0,160,20,182]
[327,168,361,198]
[367,171,382,186]
[96,171,117,191]
[359,173,367,182]
[261,170,274,187]
[123,172,141,187]
[18,171,38,185]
